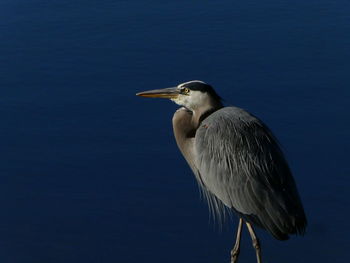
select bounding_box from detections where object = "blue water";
[1,1,349,262]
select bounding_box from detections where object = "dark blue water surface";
[1,1,349,262]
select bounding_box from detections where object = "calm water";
[1,1,349,262]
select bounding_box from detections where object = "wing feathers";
[194,107,307,239]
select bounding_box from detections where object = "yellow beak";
[136,87,180,99]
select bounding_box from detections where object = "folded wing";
[195,107,307,240]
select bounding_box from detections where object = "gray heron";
[136,80,307,263]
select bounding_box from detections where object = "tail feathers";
[240,209,307,241]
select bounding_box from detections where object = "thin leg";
[230,218,243,263]
[246,222,262,263]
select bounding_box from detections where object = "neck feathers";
[192,98,223,128]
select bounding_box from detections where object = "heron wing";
[194,107,307,240]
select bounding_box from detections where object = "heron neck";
[192,101,223,127]
[172,102,222,171]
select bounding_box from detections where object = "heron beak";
[136,87,180,99]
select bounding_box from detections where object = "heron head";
[136,80,222,111]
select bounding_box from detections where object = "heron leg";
[246,222,262,263]
[230,218,243,263]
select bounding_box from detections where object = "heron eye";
[183,88,190,94]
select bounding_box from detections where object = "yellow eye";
[183,88,190,94]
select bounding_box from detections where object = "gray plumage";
[137,80,307,262]
[194,107,306,240]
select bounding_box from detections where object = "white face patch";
[171,90,209,111]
